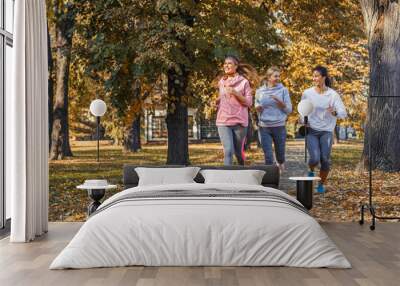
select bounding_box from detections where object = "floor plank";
[0,222,399,286]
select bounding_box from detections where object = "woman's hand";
[327,106,337,116]
[225,86,247,106]
[224,86,237,96]
[271,95,286,109]
[255,106,263,113]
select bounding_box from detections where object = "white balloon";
[297,99,314,117]
[90,99,107,117]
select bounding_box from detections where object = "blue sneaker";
[316,183,325,193]
[308,171,315,177]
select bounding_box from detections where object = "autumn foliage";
[46,0,368,156]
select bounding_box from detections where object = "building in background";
[143,107,219,143]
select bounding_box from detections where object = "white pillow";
[200,169,266,185]
[135,167,201,186]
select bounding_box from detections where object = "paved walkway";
[279,141,309,193]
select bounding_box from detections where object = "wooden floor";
[0,222,399,286]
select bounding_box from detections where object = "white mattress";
[50,183,351,269]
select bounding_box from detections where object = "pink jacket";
[216,74,253,127]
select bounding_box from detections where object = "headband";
[225,56,239,65]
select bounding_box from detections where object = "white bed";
[50,183,350,269]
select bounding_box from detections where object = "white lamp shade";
[90,99,107,117]
[297,99,314,117]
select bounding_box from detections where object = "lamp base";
[359,202,400,231]
[296,180,313,210]
[87,188,105,215]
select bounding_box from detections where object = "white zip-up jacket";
[301,87,347,132]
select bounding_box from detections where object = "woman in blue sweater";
[255,67,292,173]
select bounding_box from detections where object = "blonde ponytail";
[237,62,260,89]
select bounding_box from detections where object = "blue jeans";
[306,128,333,171]
[218,125,247,165]
[259,126,287,165]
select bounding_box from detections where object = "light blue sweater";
[255,83,292,127]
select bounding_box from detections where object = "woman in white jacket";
[301,66,347,193]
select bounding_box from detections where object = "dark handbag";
[298,125,310,137]
[298,116,310,137]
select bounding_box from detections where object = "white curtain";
[8,0,49,242]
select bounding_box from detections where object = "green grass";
[49,141,226,221]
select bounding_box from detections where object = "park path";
[266,141,309,193]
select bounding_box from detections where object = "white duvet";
[50,183,351,269]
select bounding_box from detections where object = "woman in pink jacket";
[216,55,258,165]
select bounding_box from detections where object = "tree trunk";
[166,68,189,165]
[48,25,54,151]
[49,4,75,160]
[360,0,400,171]
[162,5,195,165]
[123,81,142,152]
[124,116,141,152]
